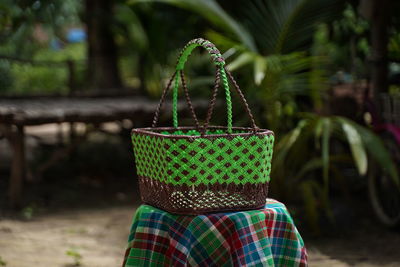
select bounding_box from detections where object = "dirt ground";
[1,205,400,267]
[0,206,133,267]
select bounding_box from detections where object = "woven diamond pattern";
[132,129,274,186]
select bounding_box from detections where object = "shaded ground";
[1,205,400,267]
[307,223,400,267]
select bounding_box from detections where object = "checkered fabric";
[123,199,307,267]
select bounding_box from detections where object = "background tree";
[85,0,122,91]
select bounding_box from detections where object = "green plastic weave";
[132,129,274,186]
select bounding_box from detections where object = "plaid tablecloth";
[123,199,307,267]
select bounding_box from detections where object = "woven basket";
[132,38,274,214]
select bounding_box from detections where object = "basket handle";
[151,38,257,133]
[175,38,233,133]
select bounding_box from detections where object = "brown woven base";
[138,176,269,215]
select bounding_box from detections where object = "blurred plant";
[7,43,85,94]
[11,64,67,93]
[21,205,35,220]
[0,0,85,94]
[272,114,399,231]
[133,0,345,128]
[227,50,327,130]
[389,32,400,61]
[0,256,6,266]
[212,0,345,131]
[128,0,256,51]
[66,248,82,266]
[120,1,222,97]
[0,60,13,92]
[319,3,370,79]
[0,0,82,56]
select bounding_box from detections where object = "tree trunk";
[85,0,122,91]
[368,0,391,97]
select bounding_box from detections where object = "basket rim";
[131,126,273,139]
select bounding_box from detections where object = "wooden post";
[9,125,25,209]
[57,122,64,145]
[70,122,76,142]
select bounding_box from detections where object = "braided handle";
[152,38,258,133]
[173,38,232,133]
[176,38,226,70]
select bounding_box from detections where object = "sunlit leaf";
[254,56,266,85]
[340,120,368,175]
[337,117,399,186]
[227,52,254,71]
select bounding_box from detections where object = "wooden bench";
[0,96,207,208]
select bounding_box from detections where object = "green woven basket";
[132,38,274,214]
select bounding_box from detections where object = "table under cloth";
[123,199,307,267]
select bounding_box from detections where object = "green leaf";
[254,56,266,85]
[340,120,368,175]
[300,180,320,234]
[295,158,324,180]
[337,117,399,186]
[314,117,323,149]
[227,52,254,71]
[321,117,331,192]
[114,4,148,50]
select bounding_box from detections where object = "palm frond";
[128,0,257,52]
[243,0,346,54]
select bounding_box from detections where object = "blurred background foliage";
[1,0,400,232]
